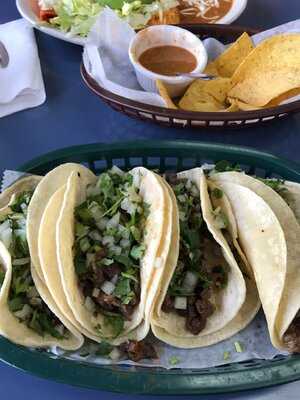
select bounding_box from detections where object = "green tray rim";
[0,140,299,395]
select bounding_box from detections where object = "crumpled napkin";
[0,19,46,118]
[83,11,300,107]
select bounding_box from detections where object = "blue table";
[1,0,300,398]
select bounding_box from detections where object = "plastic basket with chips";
[81,24,300,130]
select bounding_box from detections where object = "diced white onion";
[174,296,187,310]
[111,165,125,176]
[191,185,200,197]
[110,245,122,256]
[14,304,32,320]
[0,220,10,235]
[92,288,100,298]
[185,179,192,190]
[96,217,109,231]
[89,203,103,222]
[27,286,39,298]
[56,324,65,336]
[182,271,198,292]
[29,297,42,307]
[119,225,130,239]
[102,236,114,247]
[84,296,96,312]
[0,227,12,250]
[179,211,186,221]
[121,198,136,215]
[101,281,115,295]
[109,348,122,361]
[86,253,95,266]
[107,213,120,229]
[178,194,186,203]
[12,257,30,266]
[111,275,119,285]
[86,184,101,197]
[120,238,130,248]
[89,230,102,241]
[132,172,141,188]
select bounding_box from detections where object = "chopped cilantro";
[104,315,124,338]
[169,356,181,366]
[0,269,5,287]
[130,244,145,260]
[214,160,241,173]
[212,188,223,199]
[96,341,114,356]
[234,341,244,353]
[114,277,135,304]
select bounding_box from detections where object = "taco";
[150,168,259,348]
[0,177,83,349]
[55,166,167,345]
[210,171,300,352]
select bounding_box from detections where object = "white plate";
[16,0,248,46]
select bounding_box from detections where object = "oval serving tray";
[1,140,300,394]
[81,24,300,130]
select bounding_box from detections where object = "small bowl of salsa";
[129,25,208,97]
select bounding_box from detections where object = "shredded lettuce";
[47,0,178,36]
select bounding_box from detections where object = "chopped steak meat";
[119,340,157,362]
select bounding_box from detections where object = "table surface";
[1,0,300,398]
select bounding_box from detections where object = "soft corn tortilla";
[151,168,253,348]
[56,167,167,344]
[210,171,300,351]
[0,175,41,210]
[27,163,97,282]
[0,178,83,350]
[38,184,102,343]
[229,34,300,107]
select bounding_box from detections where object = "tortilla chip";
[267,87,300,107]
[205,32,254,78]
[229,34,300,107]
[156,80,178,109]
[179,78,232,112]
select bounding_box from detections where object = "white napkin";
[0,19,46,118]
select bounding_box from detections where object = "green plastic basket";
[1,140,300,395]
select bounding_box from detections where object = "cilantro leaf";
[104,315,124,338]
[96,341,114,356]
[130,244,145,260]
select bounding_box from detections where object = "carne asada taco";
[210,171,300,352]
[27,163,97,283]
[151,168,253,348]
[0,178,83,349]
[56,166,167,344]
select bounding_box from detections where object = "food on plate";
[159,32,300,113]
[37,0,180,35]
[36,0,233,36]
[4,160,300,359]
[150,167,260,348]
[55,166,167,344]
[180,0,232,24]
[209,170,300,352]
[0,177,83,349]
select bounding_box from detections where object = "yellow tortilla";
[210,172,300,351]
[151,168,251,348]
[27,163,97,283]
[0,178,83,350]
[56,167,168,344]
